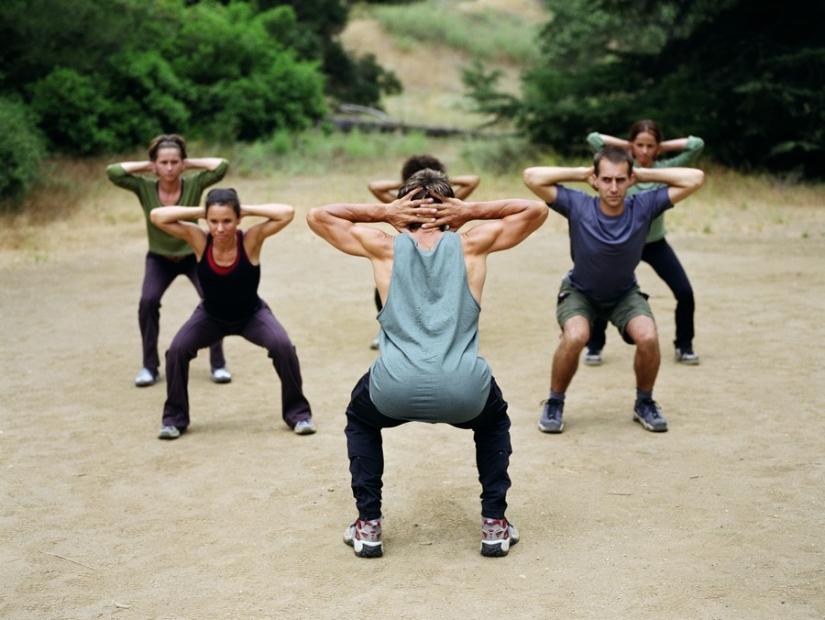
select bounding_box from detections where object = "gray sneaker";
[538,398,564,433]
[135,367,160,387]
[343,518,383,558]
[480,517,520,557]
[584,349,602,366]
[675,348,700,365]
[633,399,668,432]
[294,419,317,435]
[157,425,181,440]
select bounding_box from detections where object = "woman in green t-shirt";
[106,134,232,387]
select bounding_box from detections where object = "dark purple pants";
[161,301,312,430]
[588,237,696,351]
[139,252,225,371]
[344,372,512,521]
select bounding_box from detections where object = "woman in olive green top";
[585,120,705,365]
[106,134,232,387]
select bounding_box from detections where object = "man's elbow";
[306,207,328,234]
[522,167,540,190]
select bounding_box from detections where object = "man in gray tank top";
[308,169,547,558]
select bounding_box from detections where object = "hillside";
[339,0,548,129]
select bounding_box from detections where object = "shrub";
[27,68,120,154]
[0,97,46,208]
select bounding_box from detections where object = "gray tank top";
[369,232,491,423]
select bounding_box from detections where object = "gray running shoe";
[633,399,668,432]
[157,425,181,440]
[210,366,232,383]
[480,517,520,557]
[538,398,565,433]
[584,349,602,366]
[343,518,383,558]
[135,367,160,387]
[675,348,700,365]
[293,419,317,435]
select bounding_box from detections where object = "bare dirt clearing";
[1,169,824,618]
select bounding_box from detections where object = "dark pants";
[139,252,225,371]
[344,372,512,521]
[161,301,311,430]
[588,238,695,351]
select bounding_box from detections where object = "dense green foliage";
[0,98,46,209]
[0,0,327,156]
[0,0,401,161]
[465,0,824,178]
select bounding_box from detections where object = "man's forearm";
[634,166,702,188]
[458,199,539,221]
[524,166,591,188]
[314,203,393,224]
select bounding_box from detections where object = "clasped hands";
[388,190,469,232]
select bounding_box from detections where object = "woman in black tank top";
[147,188,315,440]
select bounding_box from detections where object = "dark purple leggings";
[139,252,225,371]
[344,372,512,521]
[588,237,696,351]
[161,301,312,430]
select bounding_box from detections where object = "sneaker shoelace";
[640,400,661,418]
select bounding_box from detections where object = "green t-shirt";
[106,160,229,256]
[586,133,704,242]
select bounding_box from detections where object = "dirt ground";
[1,171,824,619]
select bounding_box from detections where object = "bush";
[0,97,46,208]
[27,68,120,154]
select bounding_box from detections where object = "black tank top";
[198,231,261,321]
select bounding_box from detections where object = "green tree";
[186,0,404,108]
[465,0,824,178]
[0,97,46,206]
[3,0,328,153]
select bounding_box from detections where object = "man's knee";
[626,316,658,349]
[561,316,591,348]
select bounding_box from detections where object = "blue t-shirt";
[550,185,672,301]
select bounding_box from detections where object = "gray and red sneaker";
[480,517,520,557]
[343,518,383,558]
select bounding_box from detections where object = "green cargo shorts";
[555,278,654,344]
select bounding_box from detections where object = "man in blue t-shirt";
[523,146,704,434]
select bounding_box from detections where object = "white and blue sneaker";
[633,399,668,432]
[210,367,232,383]
[135,368,160,387]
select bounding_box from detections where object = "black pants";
[589,238,695,351]
[344,372,512,521]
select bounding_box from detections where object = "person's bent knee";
[139,297,162,317]
[561,316,591,348]
[625,316,658,348]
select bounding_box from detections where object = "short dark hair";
[401,155,446,181]
[397,169,455,231]
[204,188,241,217]
[594,146,634,176]
[148,134,187,161]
